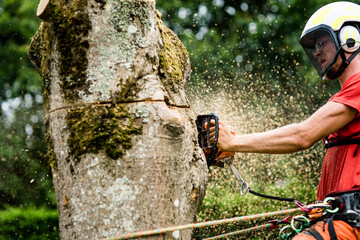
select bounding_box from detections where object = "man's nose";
[313,49,321,58]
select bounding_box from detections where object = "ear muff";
[339,25,360,52]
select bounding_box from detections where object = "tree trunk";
[28,0,208,239]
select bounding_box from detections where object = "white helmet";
[299,1,360,80]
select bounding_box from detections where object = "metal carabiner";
[225,159,249,195]
[305,203,332,210]
[290,215,310,233]
[324,197,340,213]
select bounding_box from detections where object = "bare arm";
[216,101,358,154]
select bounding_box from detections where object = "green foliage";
[0,103,55,208]
[0,0,52,208]
[0,0,41,103]
[157,0,341,103]
[0,206,59,239]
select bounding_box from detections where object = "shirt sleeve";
[330,75,360,117]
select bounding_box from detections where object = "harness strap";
[327,216,338,240]
[325,213,359,240]
[353,227,360,240]
[324,137,360,156]
[305,228,325,240]
[324,137,360,149]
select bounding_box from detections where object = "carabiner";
[324,197,339,213]
[290,216,310,233]
[240,181,249,195]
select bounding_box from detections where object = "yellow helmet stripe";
[333,15,360,29]
[345,5,356,11]
[311,5,336,27]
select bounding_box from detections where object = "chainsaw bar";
[195,113,224,167]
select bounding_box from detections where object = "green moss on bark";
[114,77,140,103]
[29,0,92,104]
[28,23,53,110]
[66,105,142,160]
[157,20,190,86]
[51,0,91,102]
[44,118,57,170]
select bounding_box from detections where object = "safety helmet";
[299,1,360,80]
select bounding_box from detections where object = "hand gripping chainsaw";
[195,113,249,195]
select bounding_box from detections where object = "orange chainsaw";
[195,113,235,167]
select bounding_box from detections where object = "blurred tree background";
[0,0,353,239]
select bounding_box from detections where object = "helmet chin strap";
[323,46,360,80]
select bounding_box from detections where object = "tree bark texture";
[28,0,208,239]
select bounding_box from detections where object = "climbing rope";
[103,199,337,240]
[203,223,273,240]
[103,208,302,240]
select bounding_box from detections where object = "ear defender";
[339,25,360,52]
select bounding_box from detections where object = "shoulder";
[330,73,360,117]
[342,72,360,89]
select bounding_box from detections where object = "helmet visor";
[300,27,338,79]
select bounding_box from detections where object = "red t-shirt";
[317,72,360,201]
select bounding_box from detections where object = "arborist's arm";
[214,101,358,154]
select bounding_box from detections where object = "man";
[211,2,360,239]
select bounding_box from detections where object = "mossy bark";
[29,0,207,239]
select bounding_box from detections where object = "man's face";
[313,35,336,71]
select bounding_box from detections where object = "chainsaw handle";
[196,113,220,167]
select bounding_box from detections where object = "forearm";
[227,123,315,154]
[217,101,357,154]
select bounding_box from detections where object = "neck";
[338,56,360,87]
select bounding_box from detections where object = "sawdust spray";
[186,64,333,238]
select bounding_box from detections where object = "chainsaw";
[195,113,308,201]
[196,113,249,194]
[195,113,234,167]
